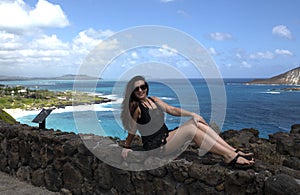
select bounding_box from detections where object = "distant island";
[0,74,99,81]
[247,66,300,85]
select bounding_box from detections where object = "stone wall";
[0,119,300,194]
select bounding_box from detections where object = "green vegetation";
[0,84,111,110]
[0,109,17,124]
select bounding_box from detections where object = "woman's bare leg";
[165,122,254,164]
[184,119,253,156]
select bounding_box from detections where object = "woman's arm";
[123,133,135,148]
[121,107,139,159]
[151,96,208,126]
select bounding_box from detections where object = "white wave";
[278,126,289,131]
[88,92,104,96]
[112,97,123,104]
[62,104,115,113]
[266,91,281,94]
[159,96,175,100]
[103,94,120,100]
[258,91,281,95]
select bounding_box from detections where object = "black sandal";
[225,154,254,169]
[235,149,254,161]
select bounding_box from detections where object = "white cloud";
[72,28,114,55]
[160,0,175,3]
[249,51,274,59]
[0,27,115,76]
[241,61,252,68]
[176,60,190,68]
[0,31,24,49]
[30,35,69,50]
[0,1,118,77]
[131,52,139,59]
[0,0,69,33]
[148,44,178,58]
[225,63,232,68]
[208,47,218,55]
[124,52,139,65]
[19,49,69,58]
[208,32,233,41]
[29,0,69,28]
[275,49,293,56]
[177,10,189,17]
[234,49,247,60]
[72,36,120,76]
[236,53,242,59]
[272,25,292,39]
[249,49,293,60]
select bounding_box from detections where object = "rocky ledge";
[0,120,300,194]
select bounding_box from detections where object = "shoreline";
[3,102,117,120]
[3,108,39,119]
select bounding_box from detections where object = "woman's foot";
[235,149,254,160]
[223,153,255,169]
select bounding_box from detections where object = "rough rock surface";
[0,171,59,194]
[0,119,300,194]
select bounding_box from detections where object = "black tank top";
[136,97,169,150]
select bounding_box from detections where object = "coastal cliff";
[0,119,300,194]
[247,66,300,85]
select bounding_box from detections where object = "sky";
[0,0,300,79]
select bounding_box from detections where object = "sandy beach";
[3,102,117,121]
[3,108,40,119]
[3,105,93,120]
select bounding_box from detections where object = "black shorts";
[142,126,178,151]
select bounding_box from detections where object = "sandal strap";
[235,149,254,160]
[228,154,240,167]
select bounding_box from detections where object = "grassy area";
[0,84,111,110]
[0,109,17,124]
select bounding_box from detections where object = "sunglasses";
[134,84,147,92]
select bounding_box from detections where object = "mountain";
[0,74,99,81]
[247,67,300,85]
[54,74,99,80]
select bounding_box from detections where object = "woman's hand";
[121,148,133,160]
[192,113,208,127]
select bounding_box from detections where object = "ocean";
[1,78,299,139]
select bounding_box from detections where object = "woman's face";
[133,80,147,99]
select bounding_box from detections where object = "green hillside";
[0,109,17,124]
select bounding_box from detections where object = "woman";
[120,76,254,169]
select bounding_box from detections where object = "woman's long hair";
[121,76,149,131]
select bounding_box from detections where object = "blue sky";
[0,0,299,78]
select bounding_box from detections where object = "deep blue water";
[1,79,299,139]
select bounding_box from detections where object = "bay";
[1,78,299,139]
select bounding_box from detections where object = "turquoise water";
[2,79,299,139]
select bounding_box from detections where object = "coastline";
[3,108,39,119]
[2,92,120,121]
[3,103,115,120]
